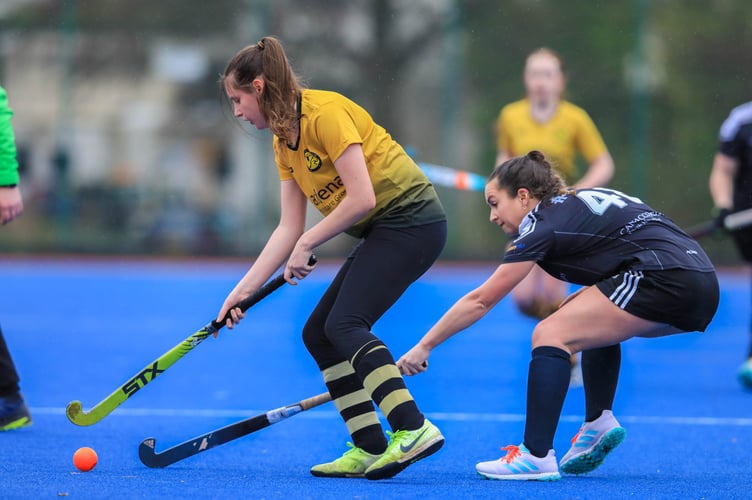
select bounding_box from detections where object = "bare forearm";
[398,261,532,375]
[709,153,736,208]
[296,196,372,252]
[237,226,300,291]
[418,293,492,350]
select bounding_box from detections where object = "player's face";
[485,182,530,235]
[524,53,565,104]
[225,80,268,130]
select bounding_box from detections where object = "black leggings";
[0,324,21,396]
[302,221,447,368]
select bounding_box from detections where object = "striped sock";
[352,340,424,432]
[322,360,387,454]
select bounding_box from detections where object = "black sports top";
[718,101,752,211]
[503,188,715,285]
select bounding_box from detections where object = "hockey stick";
[66,256,317,427]
[138,391,332,468]
[686,207,752,239]
[419,163,486,192]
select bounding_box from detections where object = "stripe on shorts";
[609,270,643,309]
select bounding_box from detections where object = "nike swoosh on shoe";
[400,428,428,453]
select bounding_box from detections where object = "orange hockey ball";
[73,446,98,472]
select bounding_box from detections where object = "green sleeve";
[0,86,20,186]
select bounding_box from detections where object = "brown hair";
[488,150,567,201]
[221,36,304,144]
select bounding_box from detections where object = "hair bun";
[527,150,544,161]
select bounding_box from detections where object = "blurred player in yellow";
[495,48,615,382]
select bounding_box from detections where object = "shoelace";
[499,444,521,463]
[385,429,409,449]
[342,441,358,456]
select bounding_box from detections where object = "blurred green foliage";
[1,0,750,265]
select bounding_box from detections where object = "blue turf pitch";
[1,258,751,499]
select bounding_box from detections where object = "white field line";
[33,407,752,426]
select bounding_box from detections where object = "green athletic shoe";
[364,418,444,480]
[310,442,380,478]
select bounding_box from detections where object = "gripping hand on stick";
[216,255,317,333]
[397,345,431,376]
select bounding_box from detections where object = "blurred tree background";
[0,0,750,264]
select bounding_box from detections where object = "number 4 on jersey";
[576,189,642,216]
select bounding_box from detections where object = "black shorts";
[595,269,719,332]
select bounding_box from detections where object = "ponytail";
[221,36,304,144]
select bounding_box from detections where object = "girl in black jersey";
[399,150,719,481]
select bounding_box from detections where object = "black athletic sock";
[523,346,570,458]
[582,344,621,422]
[352,340,424,432]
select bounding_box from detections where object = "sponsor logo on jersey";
[308,175,346,209]
[620,211,661,235]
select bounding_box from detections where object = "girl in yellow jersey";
[216,37,447,480]
[495,48,615,326]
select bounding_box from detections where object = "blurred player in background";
[494,48,615,383]
[216,37,447,480]
[0,84,31,431]
[709,100,752,388]
[399,151,718,481]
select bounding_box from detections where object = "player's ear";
[252,78,264,95]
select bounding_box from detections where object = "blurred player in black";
[709,101,752,388]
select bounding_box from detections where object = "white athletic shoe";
[476,443,561,481]
[559,409,626,474]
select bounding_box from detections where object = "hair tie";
[256,39,265,50]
